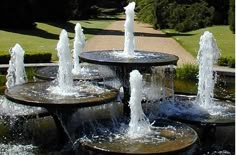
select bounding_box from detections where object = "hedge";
[217,56,235,68]
[0,52,52,64]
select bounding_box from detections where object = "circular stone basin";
[158,94,235,126]
[34,63,115,81]
[79,50,179,67]
[79,118,198,154]
[4,81,118,109]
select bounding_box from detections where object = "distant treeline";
[133,0,235,33]
[0,0,127,29]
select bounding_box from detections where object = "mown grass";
[163,25,235,58]
[0,20,114,61]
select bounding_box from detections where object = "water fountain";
[79,2,179,115]
[0,43,47,119]
[1,2,234,154]
[155,31,235,125]
[79,70,198,154]
[4,30,119,146]
[34,23,116,82]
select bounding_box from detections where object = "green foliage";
[229,0,235,33]
[205,0,229,25]
[0,53,52,64]
[217,56,235,68]
[136,0,227,32]
[0,0,35,28]
[174,2,215,32]
[175,64,199,82]
[135,0,155,25]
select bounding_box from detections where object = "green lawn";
[0,20,114,61]
[163,26,235,58]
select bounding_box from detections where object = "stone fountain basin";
[33,63,116,82]
[157,94,235,126]
[78,118,198,154]
[79,50,179,67]
[4,81,119,109]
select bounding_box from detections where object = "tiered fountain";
[2,1,234,154]
[5,29,119,146]
[78,2,198,154]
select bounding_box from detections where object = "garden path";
[84,18,196,65]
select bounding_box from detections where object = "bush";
[228,0,235,33]
[136,0,215,32]
[217,56,235,68]
[0,52,52,64]
[175,64,199,82]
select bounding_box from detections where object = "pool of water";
[0,68,234,154]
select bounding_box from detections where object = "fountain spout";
[72,23,85,75]
[124,2,136,57]
[6,43,27,89]
[127,70,151,139]
[196,31,220,109]
[57,29,73,90]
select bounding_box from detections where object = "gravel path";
[84,19,196,65]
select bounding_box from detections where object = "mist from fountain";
[127,70,151,139]
[72,23,85,75]
[196,31,220,110]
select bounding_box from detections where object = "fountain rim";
[79,50,179,66]
[4,81,119,109]
[166,93,235,126]
[33,64,111,82]
[79,118,198,155]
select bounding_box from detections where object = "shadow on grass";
[1,26,59,40]
[47,21,76,34]
[165,32,195,37]
[82,27,195,38]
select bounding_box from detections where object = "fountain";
[80,2,179,115]
[154,31,235,125]
[4,30,119,146]
[79,70,198,154]
[34,23,116,82]
[0,2,234,154]
[0,43,47,118]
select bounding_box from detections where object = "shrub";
[217,56,235,68]
[0,52,52,64]
[136,0,215,32]
[24,53,52,63]
[175,64,199,82]
[228,0,235,33]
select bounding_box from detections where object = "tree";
[229,0,235,33]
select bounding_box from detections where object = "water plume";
[72,23,86,75]
[127,70,151,139]
[196,31,220,110]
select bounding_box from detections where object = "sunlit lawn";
[163,26,235,58]
[0,20,114,61]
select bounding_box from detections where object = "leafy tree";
[228,0,235,33]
